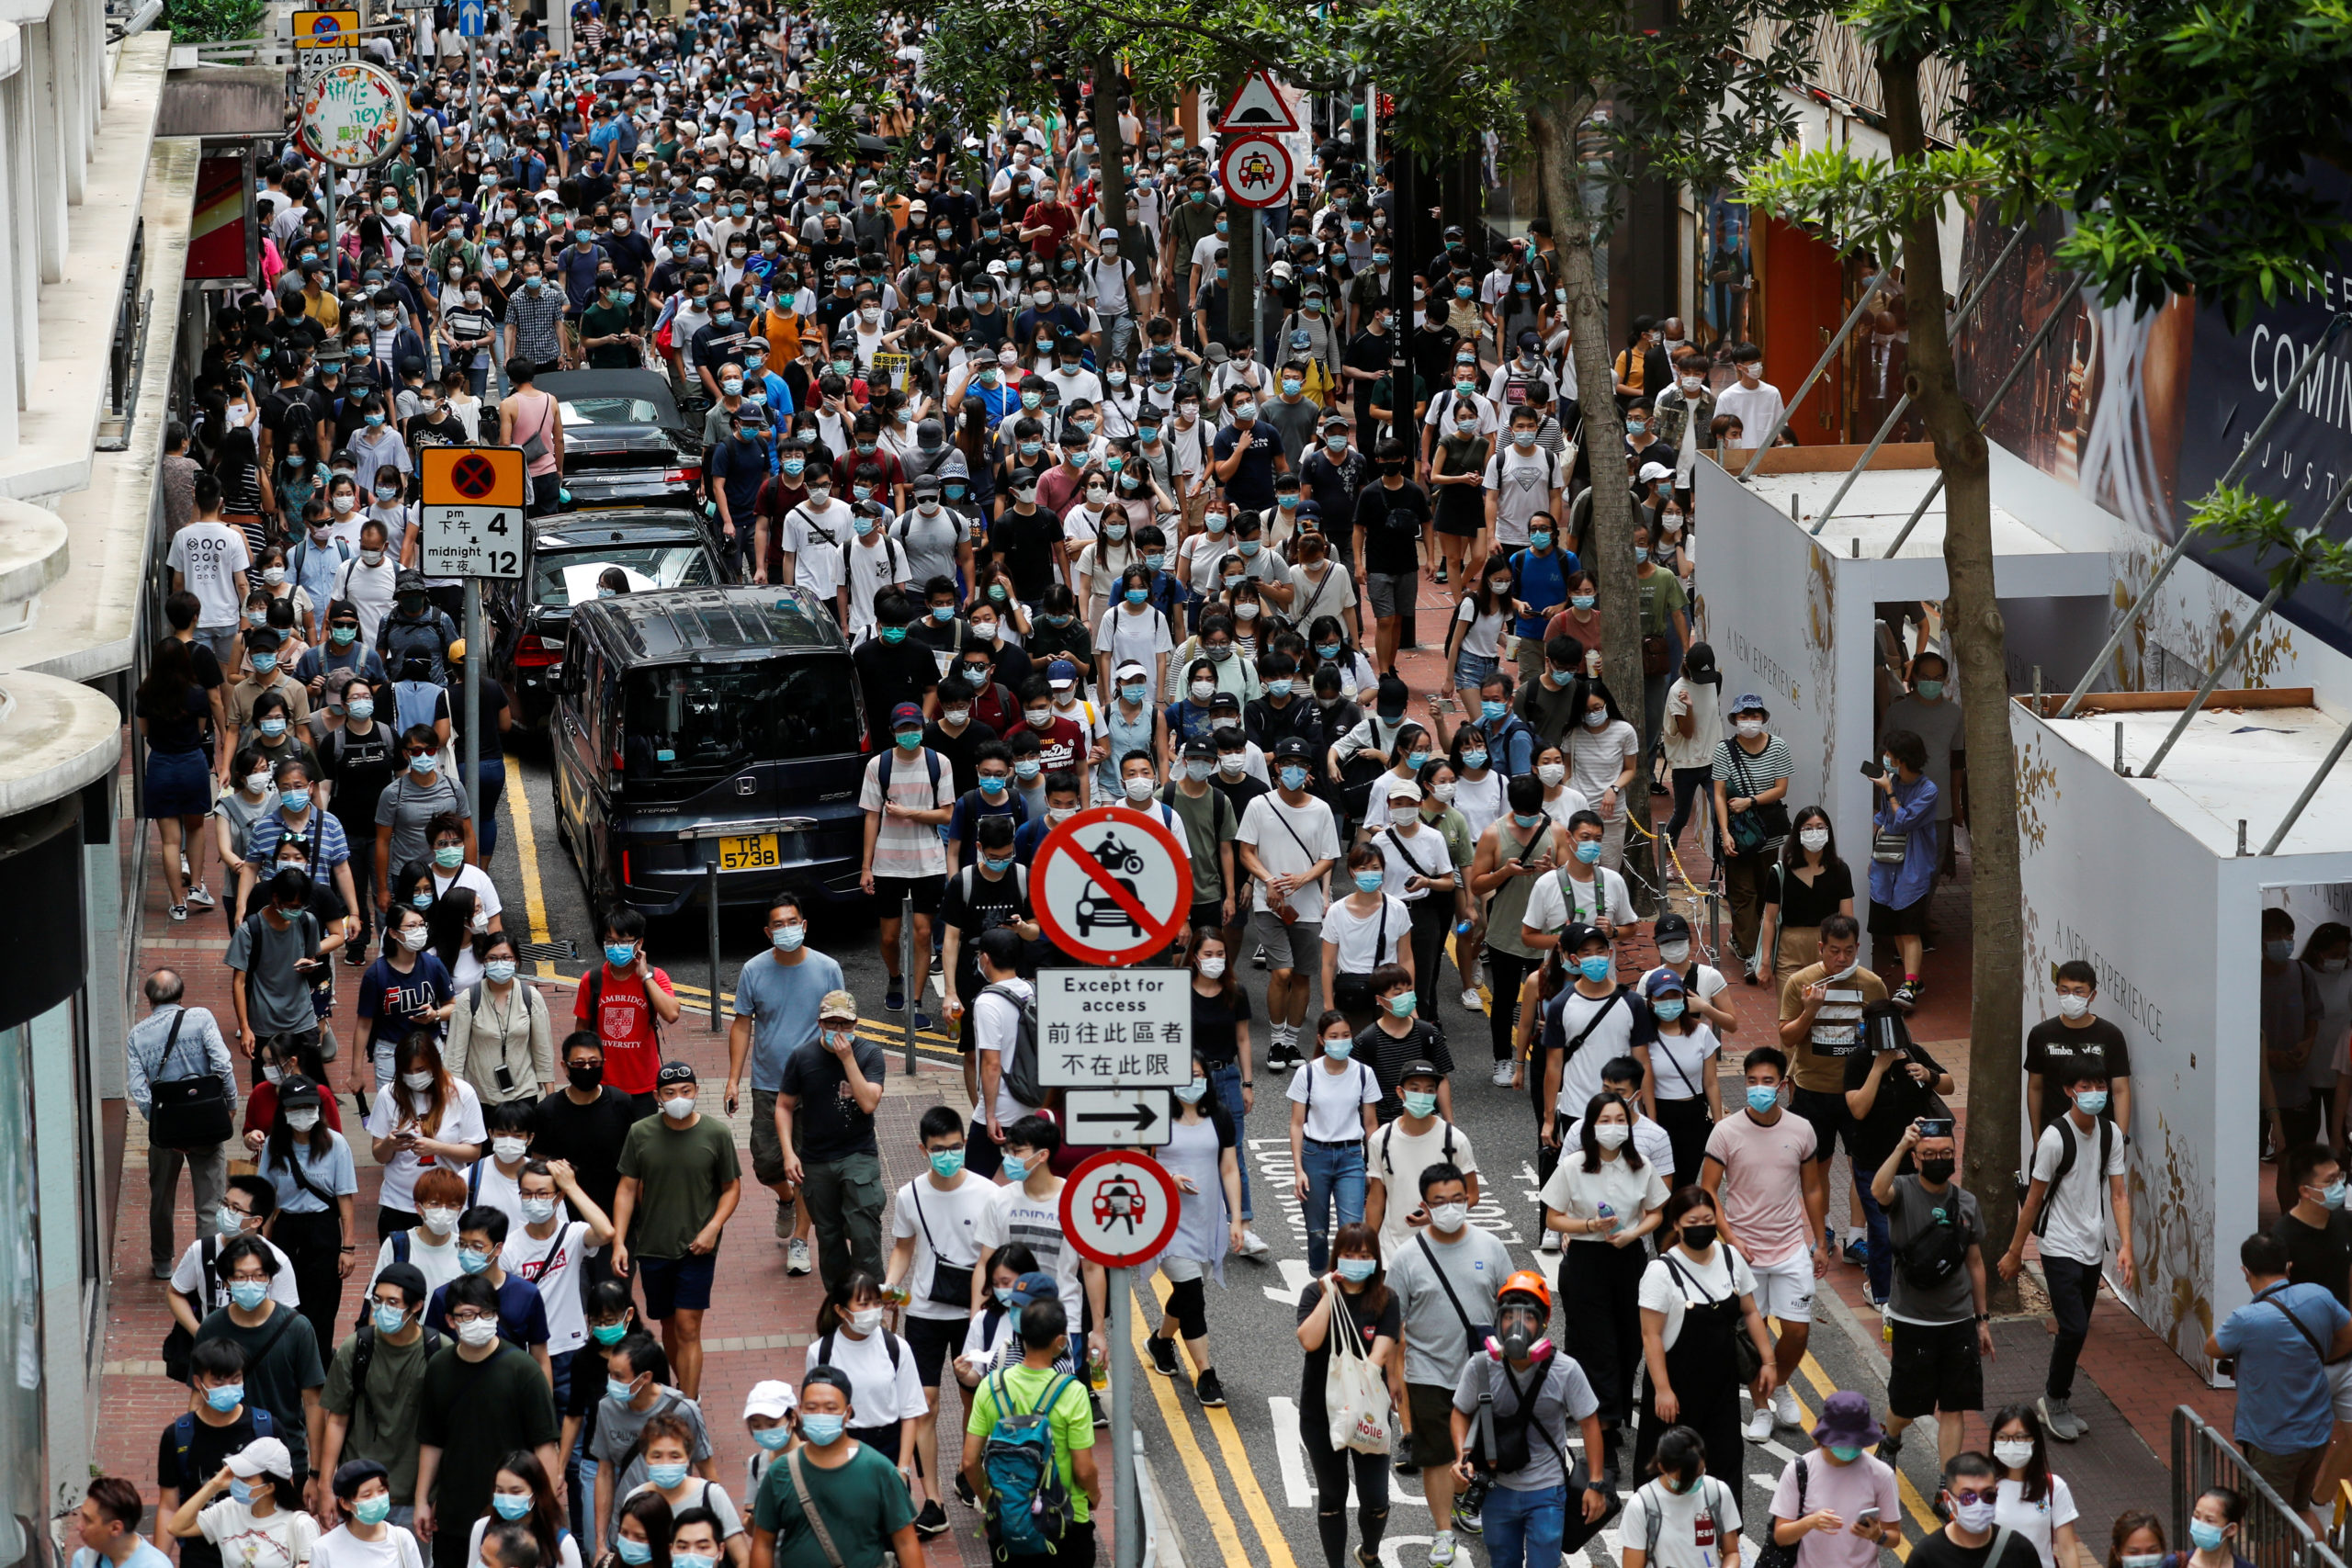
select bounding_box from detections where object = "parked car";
[549,585,870,915]
[534,368,705,512]
[491,509,725,729]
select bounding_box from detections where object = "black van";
[550,586,868,915]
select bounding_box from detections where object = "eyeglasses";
[1948,1489,1994,1506]
[449,1310,494,1325]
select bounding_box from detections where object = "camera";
[1860,760,1887,780]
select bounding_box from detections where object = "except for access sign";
[418,446,527,578]
[1059,1151,1182,1269]
[1036,968,1191,1089]
[1030,806,1193,964]
[1062,1089,1173,1147]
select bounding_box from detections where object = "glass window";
[533,545,717,607]
[557,396,663,426]
[619,659,861,788]
[0,1023,45,1568]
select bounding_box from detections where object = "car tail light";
[622,849,632,887]
[662,465,702,486]
[514,634,563,669]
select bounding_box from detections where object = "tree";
[1742,0,2352,1303]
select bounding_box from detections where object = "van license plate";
[718,833,779,871]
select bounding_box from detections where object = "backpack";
[876,745,944,796]
[1374,1115,1454,1177]
[1896,1183,1972,1291]
[980,1370,1079,1560]
[2033,1114,2114,1239]
[171,1404,277,1495]
[344,1321,447,1429]
[350,1230,417,1331]
[1636,1476,1734,1559]
[816,1325,900,1373]
[982,981,1044,1110]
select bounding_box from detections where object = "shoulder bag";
[778,1448,848,1568]
[149,1010,234,1151]
[1725,744,1792,853]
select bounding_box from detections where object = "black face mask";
[1920,1158,1956,1185]
[568,1060,604,1090]
[1680,1224,1718,1251]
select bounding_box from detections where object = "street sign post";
[1030,807,1193,966]
[1035,967,1191,1089]
[419,446,527,883]
[291,7,360,63]
[1215,68,1301,135]
[294,62,406,167]
[1061,1151,1182,1269]
[1062,1089,1173,1147]
[456,0,486,36]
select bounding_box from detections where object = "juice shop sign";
[298,63,409,168]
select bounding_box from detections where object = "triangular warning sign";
[1216,69,1300,134]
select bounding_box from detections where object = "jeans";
[1300,1139,1366,1272]
[2042,1252,2104,1401]
[148,1135,228,1270]
[801,1150,887,1288]
[1209,1061,1252,1222]
[1852,1164,1892,1300]
[195,626,241,666]
[469,753,508,863]
[1481,1482,1567,1568]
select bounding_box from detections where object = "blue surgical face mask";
[1268,679,1295,698]
[457,1246,492,1276]
[2190,1522,2228,1553]
[251,652,278,675]
[373,1302,408,1335]
[752,1425,792,1451]
[229,1480,256,1506]
[605,942,636,968]
[1385,991,1417,1018]
[227,1280,269,1311]
[353,1495,392,1526]
[647,1461,690,1489]
[1014,759,1041,781]
[492,1493,534,1520]
[1406,750,1430,771]
[2075,1089,2109,1115]
[1353,870,1384,894]
[1122,682,1148,704]
[978,774,1008,795]
[1001,1153,1029,1182]
[1281,765,1309,791]
[798,1413,846,1446]
[1747,1084,1782,1114]
[257,716,288,738]
[1653,998,1686,1021]
[1574,839,1603,864]
[1480,700,1507,723]
[205,1382,245,1413]
[1337,1258,1377,1282]
[1323,1037,1354,1062]
[615,1540,653,1566]
[278,788,310,814]
[1577,954,1613,983]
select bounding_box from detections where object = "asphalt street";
[485,738,1942,1568]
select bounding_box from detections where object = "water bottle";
[1453,919,1473,936]
[1595,1201,1616,1235]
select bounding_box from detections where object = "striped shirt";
[1713,734,1794,851]
[248,808,352,868]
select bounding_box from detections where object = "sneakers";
[343,943,370,966]
[168,903,187,922]
[1429,1529,1459,1566]
[1876,1428,1904,1462]
[1148,1335,1182,1378]
[1537,1228,1561,1253]
[1842,1235,1869,1267]
[912,1011,933,1032]
[774,1204,793,1242]
[1892,979,1922,1011]
[1238,1227,1272,1260]
[913,1500,949,1539]
[1195,1369,1227,1407]
[785,1237,812,1275]
[1393,1429,1416,1475]
[1090,1391,1109,1428]
[955,1472,978,1507]
[885,986,906,1013]
[2039,1395,2086,1440]
[1462,987,1485,1015]
[184,881,216,909]
[1747,1404,1778,1442]
[1772,1385,1803,1427]
[1489,1059,1515,1088]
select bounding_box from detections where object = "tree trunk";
[1880,53,2025,1307]
[1091,50,1127,236]
[1529,96,1642,730]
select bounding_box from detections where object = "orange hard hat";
[1498,1269,1553,1312]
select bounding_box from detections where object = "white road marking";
[1263,1258,1316,1305]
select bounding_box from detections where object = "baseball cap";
[819,990,858,1022]
[1654,911,1692,942]
[656,1060,697,1086]
[1204,343,1230,364]
[1562,921,1611,953]
[1209,691,1242,711]
[1637,460,1675,485]
[227,1438,294,1480]
[1046,659,1079,688]
[1181,738,1215,761]
[277,1073,322,1107]
[1397,1058,1443,1087]
[1009,1270,1059,1307]
[1642,967,1688,998]
[891,702,925,730]
[911,471,942,495]
[1384,777,1421,805]
[1272,737,1312,761]
[1518,329,1543,349]
[743,1381,797,1420]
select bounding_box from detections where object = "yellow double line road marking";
[1130,1274,1301,1568]
[1791,1349,1941,1558]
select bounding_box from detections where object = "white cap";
[227,1438,294,1480]
[1383,776,1422,805]
[743,1380,797,1420]
[1097,227,1119,242]
[1637,460,1675,484]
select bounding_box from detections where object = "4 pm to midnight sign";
[1035,970,1192,1088]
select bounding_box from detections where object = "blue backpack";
[981,1370,1077,1560]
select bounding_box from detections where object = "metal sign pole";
[901,889,917,1075]
[707,860,723,1031]
[464,577,481,838]
[1111,1265,1138,1568]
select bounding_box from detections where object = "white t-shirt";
[974,1179,1085,1325]
[974,977,1036,1127]
[466,1157,529,1235]
[786,500,857,597]
[503,1218,592,1353]
[891,1174,997,1321]
[842,536,913,638]
[1663,679,1724,772]
[1286,1056,1380,1144]
[808,1325,930,1426]
[2030,1116,2125,1266]
[1567,720,1642,821]
[1995,1473,2080,1568]
[197,1500,319,1568]
[1452,599,1505,660]
[1368,1118,1480,1259]
[1096,603,1176,672]
[368,1224,462,1302]
[1618,1475,1742,1568]
[1646,1021,1723,1104]
[1374,821,1455,903]
[1713,380,1785,450]
[1481,446,1561,547]
[1521,865,1635,936]
[363,1078,487,1213]
[1637,1242,1760,1350]
[1538,1147,1669,1236]
[1287,561,1355,628]
[168,520,254,628]
[309,1522,424,1568]
[1549,987,1643,1118]
[172,1234,300,1313]
[1238,793,1343,920]
[1321,895,1410,973]
[428,863,503,921]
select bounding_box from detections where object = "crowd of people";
[111,1,2276,1567]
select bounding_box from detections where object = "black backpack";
[1896,1184,1972,1290]
[2033,1114,2114,1238]
[981,981,1044,1108]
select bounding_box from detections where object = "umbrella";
[599,66,651,84]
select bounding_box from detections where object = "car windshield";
[534,545,716,606]
[558,396,663,425]
[620,659,861,782]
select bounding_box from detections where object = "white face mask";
[492,1135,529,1163]
[849,1306,884,1334]
[1993,1438,2036,1470]
[1123,775,1157,803]
[399,927,430,952]
[419,1206,458,1235]
[457,1318,501,1349]
[662,1095,696,1120]
[2055,994,2091,1020]
[1657,941,1690,965]
[1537,762,1566,786]
[1594,1122,1630,1149]
[1198,956,1227,979]
[1427,1202,1468,1234]
[286,1108,321,1132]
[1798,828,1831,853]
[401,1069,435,1090]
[1736,718,1765,739]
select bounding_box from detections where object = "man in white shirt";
[1363,1060,1481,1259]
[1999,1069,2134,1441]
[780,471,855,624]
[167,1176,300,1331]
[1539,924,1656,1149]
[166,473,251,663]
[1519,812,1637,948]
[967,930,1040,1179]
[1237,739,1343,1065]
[842,502,914,641]
[502,1156,615,1391]
[1711,344,1785,453]
[331,519,401,648]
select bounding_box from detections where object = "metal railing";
[2173,1405,2352,1568]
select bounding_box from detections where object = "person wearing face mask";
[1712,692,1794,977]
[422,1208,556,1384]
[1540,1088,1667,1445]
[1761,1391,1898,1568]
[1294,1220,1401,1567]
[1385,1163,1515,1563]
[444,934,555,1110]
[159,1337,281,1568]
[1841,995,1956,1309]
[610,1060,740,1402]
[1701,1046,1827,1439]
[189,1236,330,1489]
[879,1108,991,1536]
[130,962,243,1278]
[1138,1050,1246,1410]
[1867,1118,1992,1471]
[164,1435,320,1568]
[1620,1425,1748,1568]
[1903,1451,2041,1568]
[1448,1263,1613,1564]
[1286,1008,1384,1274]
[720,892,846,1271]
[1712,344,1784,455]
[1996,1071,2133,1444]
[331,518,401,648]
[412,1271,564,1568]
[316,1296,439,1532]
[168,1174,298,1341]
[1629,1179,1779,1514]
[253,1072,359,1351]
[227,628,317,765]
[774,989,891,1293]
[470,1462,584,1568]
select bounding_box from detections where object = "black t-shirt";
[923,717,1001,796]
[1352,1017,1453,1122]
[1296,1280,1401,1426]
[139,682,213,752]
[2273,1209,2352,1309]
[414,1344,561,1541]
[192,1304,327,1472]
[852,638,943,747]
[939,863,1030,998]
[157,1407,265,1568]
[2022,1017,2132,1131]
[1906,1529,2044,1568]
[1841,1042,1950,1173]
[446,677,511,756]
[777,1038,888,1161]
[988,508,1065,600]
[323,721,401,832]
[532,1085,645,1217]
[1352,480,1432,575]
[1190,980,1254,1067]
[1212,772,1273,823]
[1760,858,1856,930]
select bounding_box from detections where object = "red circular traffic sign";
[1059,1150,1183,1269]
[1030,806,1193,965]
[1219,134,1294,209]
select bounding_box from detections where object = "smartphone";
[1859,760,1886,779]
[1857,1508,1882,1528]
[1917,1118,1954,1139]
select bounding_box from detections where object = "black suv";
[549,586,869,915]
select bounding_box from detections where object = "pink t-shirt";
[1703,1108,1817,1266]
[1770,1450,1900,1568]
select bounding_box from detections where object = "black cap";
[394,568,429,593]
[1181,738,1215,760]
[1397,1059,1443,1087]
[1562,922,1611,953]
[1272,737,1312,761]
[1653,911,1692,941]
[656,1059,697,1086]
[277,1073,322,1107]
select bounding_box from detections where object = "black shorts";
[1187,898,1225,932]
[904,1312,967,1388]
[1406,1382,1460,1469]
[636,1250,718,1318]
[1886,1316,1983,1418]
[875,874,947,919]
[1868,892,1931,939]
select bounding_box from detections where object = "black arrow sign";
[1076,1100,1159,1132]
